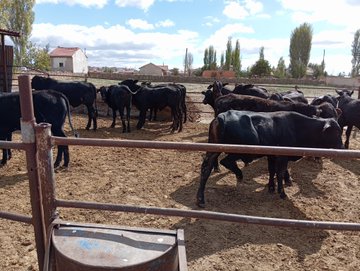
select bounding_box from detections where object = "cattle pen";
[1,75,360,270]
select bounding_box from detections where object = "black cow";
[119,79,183,132]
[197,110,344,207]
[204,81,269,100]
[269,87,308,104]
[233,83,269,99]
[139,82,187,123]
[31,75,98,131]
[335,89,360,148]
[0,90,77,167]
[311,94,338,107]
[98,85,134,133]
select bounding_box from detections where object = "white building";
[50,47,88,74]
[139,63,169,76]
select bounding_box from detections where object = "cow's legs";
[52,129,69,168]
[344,125,353,149]
[1,133,12,166]
[126,105,131,133]
[110,109,117,128]
[267,156,276,193]
[197,152,221,207]
[54,145,64,168]
[137,110,147,129]
[219,154,243,180]
[119,108,127,133]
[275,157,289,199]
[86,105,97,131]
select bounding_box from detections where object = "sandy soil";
[1,95,360,271]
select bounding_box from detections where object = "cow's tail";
[91,83,98,117]
[60,92,79,138]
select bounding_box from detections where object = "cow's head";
[31,75,51,90]
[201,89,215,107]
[97,86,108,101]
[321,119,344,149]
[119,79,140,91]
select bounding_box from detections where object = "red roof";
[50,47,80,57]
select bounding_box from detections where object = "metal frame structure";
[0,75,360,271]
[0,29,20,92]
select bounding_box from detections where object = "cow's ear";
[350,90,354,96]
[335,108,342,118]
[134,80,139,84]
[201,91,206,95]
[335,89,342,95]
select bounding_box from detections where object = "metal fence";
[0,75,360,271]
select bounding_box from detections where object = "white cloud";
[36,0,108,8]
[223,2,249,19]
[126,19,154,30]
[155,19,175,28]
[115,0,155,11]
[278,0,360,27]
[31,23,199,68]
[223,0,264,19]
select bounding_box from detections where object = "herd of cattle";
[0,75,359,207]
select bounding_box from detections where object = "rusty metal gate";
[0,75,360,271]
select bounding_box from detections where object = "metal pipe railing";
[52,136,360,159]
[0,211,32,224]
[56,199,360,231]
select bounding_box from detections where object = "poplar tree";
[289,23,313,78]
[351,29,360,77]
[224,37,232,70]
[232,39,241,76]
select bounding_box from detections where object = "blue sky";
[20,0,360,75]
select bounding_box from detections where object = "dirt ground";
[1,93,360,270]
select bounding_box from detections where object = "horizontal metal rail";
[0,211,32,224]
[56,199,360,231]
[52,137,360,159]
[0,140,27,150]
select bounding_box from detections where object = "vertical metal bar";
[18,75,46,271]
[1,34,7,92]
[35,123,57,236]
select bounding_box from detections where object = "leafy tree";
[289,23,313,78]
[220,53,224,69]
[351,29,360,77]
[273,57,286,78]
[183,51,193,75]
[202,45,217,70]
[208,45,217,70]
[170,67,179,76]
[1,0,35,67]
[250,47,272,77]
[203,48,209,70]
[232,39,241,76]
[22,42,51,71]
[224,37,232,70]
[259,46,264,60]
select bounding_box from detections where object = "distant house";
[49,47,88,74]
[139,63,169,76]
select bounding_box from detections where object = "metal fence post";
[35,123,57,238]
[18,75,46,271]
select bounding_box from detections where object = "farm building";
[139,62,169,76]
[50,46,88,74]
[202,70,236,79]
